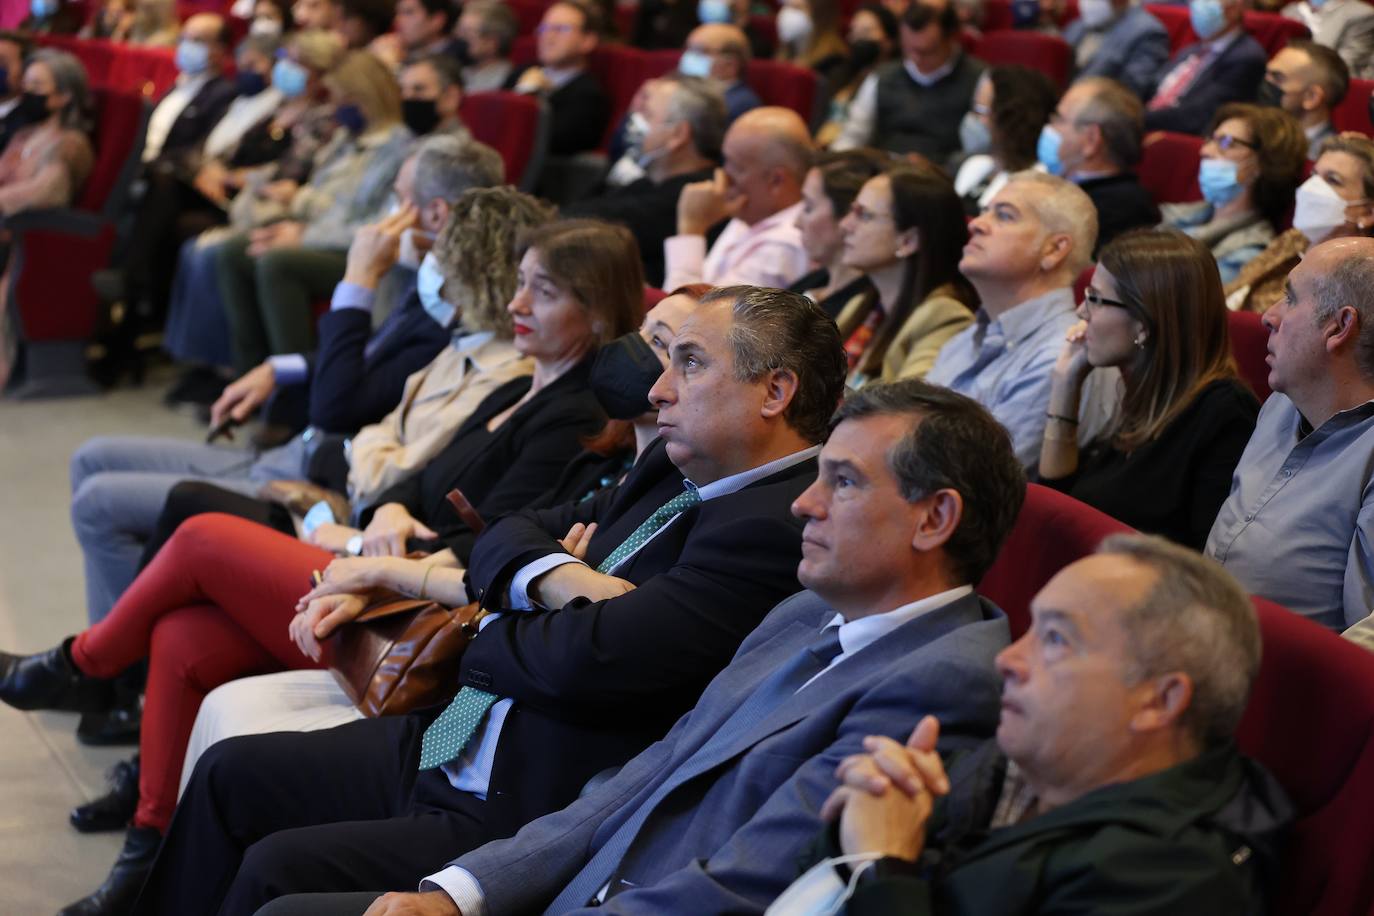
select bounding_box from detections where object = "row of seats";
[976,483,1374,916]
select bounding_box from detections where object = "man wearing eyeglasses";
[509,0,609,156]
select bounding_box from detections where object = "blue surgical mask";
[417,252,457,328]
[335,102,366,134]
[697,0,732,23]
[272,58,309,98]
[679,49,713,79]
[1198,157,1243,206]
[29,0,57,19]
[176,39,211,75]
[960,112,990,154]
[1189,0,1227,40]
[1036,124,1064,176]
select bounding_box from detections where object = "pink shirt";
[662,200,810,292]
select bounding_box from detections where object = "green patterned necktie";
[418,484,703,771]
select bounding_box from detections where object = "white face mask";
[777,6,814,45]
[398,227,433,270]
[1078,0,1116,29]
[605,152,647,187]
[1293,173,1359,244]
[763,853,882,916]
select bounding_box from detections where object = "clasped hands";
[819,716,950,864]
[529,521,637,607]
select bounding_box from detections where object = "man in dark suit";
[0,31,32,156]
[246,376,1026,916]
[1063,0,1169,99]
[508,0,610,156]
[1042,76,1159,254]
[132,286,849,915]
[1145,0,1266,136]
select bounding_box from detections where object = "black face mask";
[1256,79,1284,109]
[15,91,49,126]
[235,69,268,97]
[451,36,473,68]
[402,97,441,136]
[590,332,664,420]
[847,39,882,72]
[0,66,9,99]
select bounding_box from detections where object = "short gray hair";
[236,32,281,63]
[1313,249,1374,379]
[1073,76,1144,169]
[1006,170,1098,275]
[1097,534,1261,747]
[411,136,505,209]
[658,74,727,161]
[29,49,89,131]
[465,0,519,54]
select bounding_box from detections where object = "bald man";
[682,23,763,122]
[663,105,813,290]
[140,13,238,167]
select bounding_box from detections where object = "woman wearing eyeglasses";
[1038,229,1259,549]
[1159,103,1306,284]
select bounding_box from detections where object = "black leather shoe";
[57,825,161,916]
[76,698,141,747]
[70,756,139,833]
[0,638,113,713]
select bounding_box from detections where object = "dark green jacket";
[826,741,1291,915]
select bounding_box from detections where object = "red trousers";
[71,513,332,832]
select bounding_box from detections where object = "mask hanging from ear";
[417,251,457,328]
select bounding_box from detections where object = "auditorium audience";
[397,53,468,140]
[246,0,291,39]
[799,535,1288,914]
[1038,229,1258,548]
[510,0,610,157]
[953,65,1058,215]
[0,49,93,217]
[696,0,775,58]
[815,3,898,148]
[1227,133,1374,312]
[833,166,976,382]
[568,74,725,288]
[1062,0,1169,99]
[774,0,849,86]
[81,0,179,45]
[790,148,890,312]
[21,0,83,34]
[0,31,31,155]
[833,2,984,160]
[1038,77,1160,252]
[225,376,1022,916]
[371,0,457,71]
[139,14,237,167]
[1208,236,1374,634]
[451,0,517,92]
[1282,0,1374,79]
[291,0,341,32]
[1260,40,1348,158]
[1160,103,1307,284]
[927,172,1120,467]
[680,22,763,123]
[215,49,411,370]
[128,286,842,913]
[1145,0,1266,136]
[0,217,638,916]
[336,0,394,50]
[665,106,812,290]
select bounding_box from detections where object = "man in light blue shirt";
[1206,237,1374,638]
[926,172,1120,467]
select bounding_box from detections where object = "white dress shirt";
[202,87,285,162]
[663,199,810,292]
[142,73,211,162]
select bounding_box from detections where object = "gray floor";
[0,372,202,913]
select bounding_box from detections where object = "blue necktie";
[544,626,846,913]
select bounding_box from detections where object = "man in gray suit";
[1062,0,1170,100]
[256,378,1027,916]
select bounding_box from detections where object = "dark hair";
[699,285,848,443]
[812,147,890,222]
[988,65,1059,171]
[412,0,457,30]
[1210,102,1306,230]
[408,51,463,90]
[340,0,396,38]
[854,2,898,40]
[902,1,959,36]
[516,219,644,346]
[0,29,32,58]
[1072,76,1145,168]
[554,0,604,36]
[832,379,1026,584]
[1097,229,1239,450]
[1290,39,1350,108]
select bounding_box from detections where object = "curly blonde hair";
[432,187,556,336]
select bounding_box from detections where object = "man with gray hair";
[452,0,517,92]
[1037,76,1159,253]
[1208,236,1374,644]
[571,75,724,286]
[926,171,1119,467]
[806,533,1290,914]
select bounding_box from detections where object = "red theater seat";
[459,91,550,191]
[105,44,179,98]
[1227,309,1272,403]
[969,29,1073,87]
[1331,77,1374,136]
[1139,130,1204,205]
[1237,600,1374,916]
[977,484,1133,637]
[744,58,822,124]
[1144,5,1309,56]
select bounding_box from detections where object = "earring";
[1134,335,1146,349]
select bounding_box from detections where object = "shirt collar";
[542,66,582,89]
[1202,29,1242,55]
[0,96,17,118]
[173,71,212,93]
[819,584,975,656]
[979,287,1076,345]
[903,52,959,87]
[735,198,806,233]
[688,444,820,502]
[1285,394,1374,442]
[1305,121,1332,142]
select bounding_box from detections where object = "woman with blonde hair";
[1038,229,1260,548]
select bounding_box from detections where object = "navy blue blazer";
[152,76,239,174]
[1064,6,1171,99]
[1144,31,1267,136]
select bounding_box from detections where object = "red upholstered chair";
[1139,130,1203,205]
[587,43,653,149]
[1331,78,1374,135]
[1243,10,1310,57]
[1237,599,1374,916]
[458,91,550,192]
[643,287,668,309]
[4,87,150,396]
[35,35,115,85]
[106,45,179,98]
[507,0,550,34]
[1227,309,1272,403]
[976,484,1135,638]
[1144,3,1196,54]
[972,29,1073,87]
[745,58,822,125]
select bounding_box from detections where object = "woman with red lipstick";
[1037,229,1259,549]
[0,219,644,905]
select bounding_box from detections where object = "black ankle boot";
[58,825,161,916]
[77,665,143,746]
[0,637,113,713]
[70,755,139,833]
